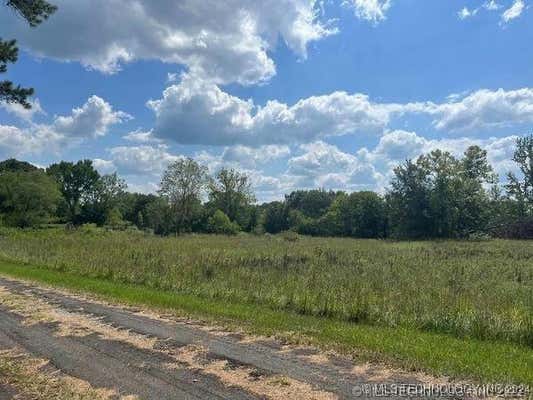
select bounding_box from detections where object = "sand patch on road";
[0,348,134,400]
[170,344,339,400]
[0,285,157,351]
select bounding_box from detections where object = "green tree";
[1,0,57,108]
[207,168,255,226]
[144,197,174,235]
[420,150,462,237]
[0,170,60,227]
[387,159,432,238]
[159,158,208,234]
[81,173,127,226]
[0,158,39,173]
[262,201,289,234]
[118,192,159,229]
[506,135,533,217]
[458,146,495,234]
[47,160,100,222]
[285,189,337,219]
[388,147,496,238]
[333,191,387,238]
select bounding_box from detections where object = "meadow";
[0,228,531,349]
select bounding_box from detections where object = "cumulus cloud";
[107,145,180,175]
[287,141,382,190]
[0,99,45,121]
[147,74,417,146]
[194,145,290,175]
[52,96,131,138]
[1,0,334,85]
[0,96,128,158]
[148,75,533,145]
[344,0,393,23]
[429,88,533,132]
[94,146,174,194]
[0,124,63,159]
[501,0,525,23]
[221,145,290,169]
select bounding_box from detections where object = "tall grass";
[0,228,532,347]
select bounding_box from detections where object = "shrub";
[207,210,240,235]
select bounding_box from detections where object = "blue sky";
[0,0,531,200]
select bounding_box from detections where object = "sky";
[0,0,532,201]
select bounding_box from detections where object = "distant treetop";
[0,158,40,173]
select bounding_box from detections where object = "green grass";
[0,228,532,384]
[0,259,532,385]
[1,228,532,347]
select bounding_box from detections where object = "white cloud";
[90,144,184,194]
[429,88,533,132]
[127,181,160,195]
[287,141,381,190]
[1,0,335,85]
[0,124,62,159]
[194,145,290,175]
[484,0,502,10]
[0,96,128,158]
[222,145,290,168]
[0,99,45,121]
[457,1,503,20]
[123,129,161,144]
[501,0,525,23]
[345,0,392,23]
[149,75,533,145]
[107,145,179,176]
[148,74,410,146]
[1,96,128,139]
[52,95,131,138]
[458,7,477,19]
[92,158,117,175]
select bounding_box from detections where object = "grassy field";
[0,228,532,383]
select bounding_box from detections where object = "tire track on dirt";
[0,307,258,400]
[0,277,449,399]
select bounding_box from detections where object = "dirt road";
[0,277,446,399]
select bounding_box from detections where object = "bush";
[104,207,130,231]
[207,210,240,235]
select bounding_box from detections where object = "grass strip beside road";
[0,259,531,385]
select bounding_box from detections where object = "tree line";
[0,135,532,239]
